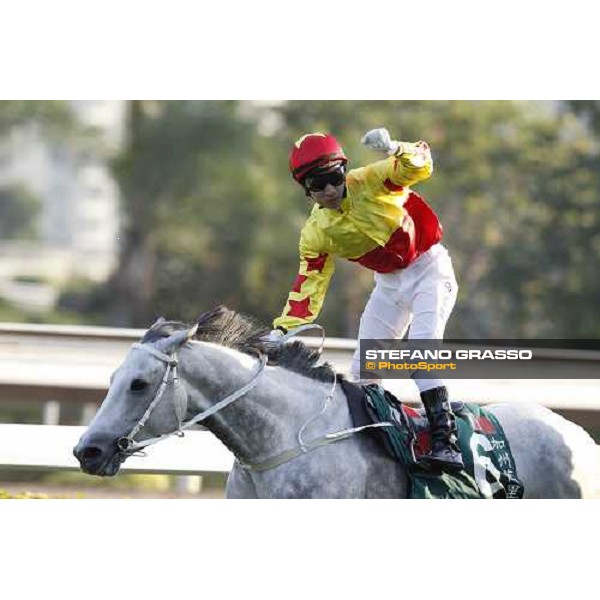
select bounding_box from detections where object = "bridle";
[117,342,268,455]
[117,328,394,470]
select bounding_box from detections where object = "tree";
[99,101,277,325]
[0,100,85,140]
[273,101,600,338]
[0,185,40,239]
[65,100,600,340]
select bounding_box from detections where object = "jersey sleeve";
[273,233,335,331]
[366,141,434,188]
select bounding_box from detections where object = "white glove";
[260,328,287,346]
[361,128,402,156]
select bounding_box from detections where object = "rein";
[238,420,395,472]
[238,364,395,471]
[119,327,394,470]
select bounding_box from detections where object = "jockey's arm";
[367,141,434,189]
[273,242,335,332]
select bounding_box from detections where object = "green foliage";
[0,101,73,134]
[65,101,600,338]
[0,185,41,240]
[271,101,600,337]
[0,296,88,326]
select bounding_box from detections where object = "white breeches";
[350,243,458,393]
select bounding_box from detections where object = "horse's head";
[73,318,198,476]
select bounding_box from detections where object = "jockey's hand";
[361,128,404,156]
[260,328,287,347]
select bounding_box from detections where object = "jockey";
[266,129,462,472]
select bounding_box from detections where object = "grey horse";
[74,307,600,498]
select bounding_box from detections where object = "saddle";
[341,380,524,499]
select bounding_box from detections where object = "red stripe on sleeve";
[305,253,328,273]
[287,298,313,319]
[291,274,308,293]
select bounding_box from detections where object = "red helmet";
[289,133,347,183]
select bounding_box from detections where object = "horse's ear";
[155,329,189,354]
[186,323,199,340]
[150,316,166,328]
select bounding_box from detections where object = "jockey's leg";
[407,244,463,471]
[420,386,463,471]
[349,274,412,385]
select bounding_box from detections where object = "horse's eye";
[130,378,148,392]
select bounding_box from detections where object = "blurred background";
[1,100,599,497]
[3,100,600,336]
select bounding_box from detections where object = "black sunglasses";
[304,167,346,191]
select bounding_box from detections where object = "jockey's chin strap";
[117,342,268,455]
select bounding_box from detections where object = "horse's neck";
[180,343,350,463]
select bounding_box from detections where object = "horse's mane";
[141,305,340,383]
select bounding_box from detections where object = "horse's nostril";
[81,446,103,462]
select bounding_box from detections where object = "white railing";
[1,322,599,413]
[0,423,233,476]
[1,323,599,481]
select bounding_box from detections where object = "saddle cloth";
[341,379,524,499]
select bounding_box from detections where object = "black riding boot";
[421,386,464,472]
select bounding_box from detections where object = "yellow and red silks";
[274,142,442,331]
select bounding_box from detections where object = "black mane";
[141,306,340,383]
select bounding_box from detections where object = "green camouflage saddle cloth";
[355,384,525,499]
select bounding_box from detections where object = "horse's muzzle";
[73,432,124,476]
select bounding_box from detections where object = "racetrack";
[0,482,225,499]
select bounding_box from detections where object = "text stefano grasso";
[364,349,533,361]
